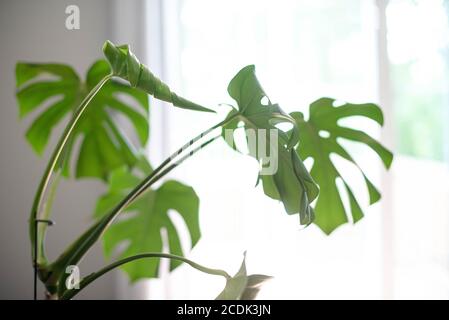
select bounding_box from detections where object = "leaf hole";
[303,157,314,172]
[260,96,270,106]
[330,152,370,214]
[233,125,250,154]
[274,122,294,132]
[332,100,346,107]
[334,177,353,224]
[318,130,331,138]
[167,209,192,253]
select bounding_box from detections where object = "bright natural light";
[131,0,444,300]
[2,0,448,302]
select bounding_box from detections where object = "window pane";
[386,0,449,299]
[387,0,449,161]
[160,0,384,299]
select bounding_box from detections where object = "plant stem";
[129,134,221,203]
[51,135,221,285]
[60,252,230,300]
[107,134,221,223]
[134,112,238,196]
[127,113,237,203]
[30,74,112,265]
[112,112,238,212]
[50,114,236,294]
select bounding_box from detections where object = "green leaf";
[216,253,272,300]
[292,97,393,234]
[50,140,209,295]
[94,157,201,281]
[15,60,149,180]
[103,40,215,113]
[222,65,319,225]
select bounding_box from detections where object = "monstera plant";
[15,41,392,300]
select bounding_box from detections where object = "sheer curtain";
[130,0,449,299]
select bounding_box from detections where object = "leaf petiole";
[30,74,112,266]
[60,252,230,300]
[51,117,236,295]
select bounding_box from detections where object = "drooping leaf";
[103,40,214,113]
[216,253,272,300]
[94,156,201,281]
[292,97,393,234]
[15,60,149,180]
[222,65,319,225]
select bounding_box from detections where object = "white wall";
[0,0,117,299]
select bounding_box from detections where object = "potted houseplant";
[15,41,392,299]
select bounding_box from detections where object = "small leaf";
[95,157,201,281]
[292,97,393,234]
[103,40,214,113]
[15,60,149,180]
[216,253,272,300]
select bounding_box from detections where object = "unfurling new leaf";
[103,40,214,113]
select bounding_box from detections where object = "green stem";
[126,113,237,203]
[105,134,221,225]
[29,75,112,265]
[134,112,238,196]
[36,172,61,268]
[129,135,220,203]
[60,253,230,300]
[51,114,237,294]
[103,119,230,227]
[52,135,221,291]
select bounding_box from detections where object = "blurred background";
[0,0,448,299]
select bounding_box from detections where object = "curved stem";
[51,115,236,294]
[118,111,238,209]
[129,134,221,203]
[135,112,238,196]
[126,112,237,203]
[106,134,221,226]
[60,253,230,300]
[30,74,112,265]
[52,135,222,289]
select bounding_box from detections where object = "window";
[388,0,449,161]
[386,0,449,299]
[142,0,449,299]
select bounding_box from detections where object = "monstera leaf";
[292,98,393,234]
[94,156,201,281]
[222,65,319,224]
[216,253,272,300]
[15,60,149,180]
[103,40,214,113]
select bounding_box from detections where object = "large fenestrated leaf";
[292,97,393,234]
[216,253,272,300]
[94,157,201,281]
[103,40,214,113]
[15,60,149,180]
[222,65,319,225]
